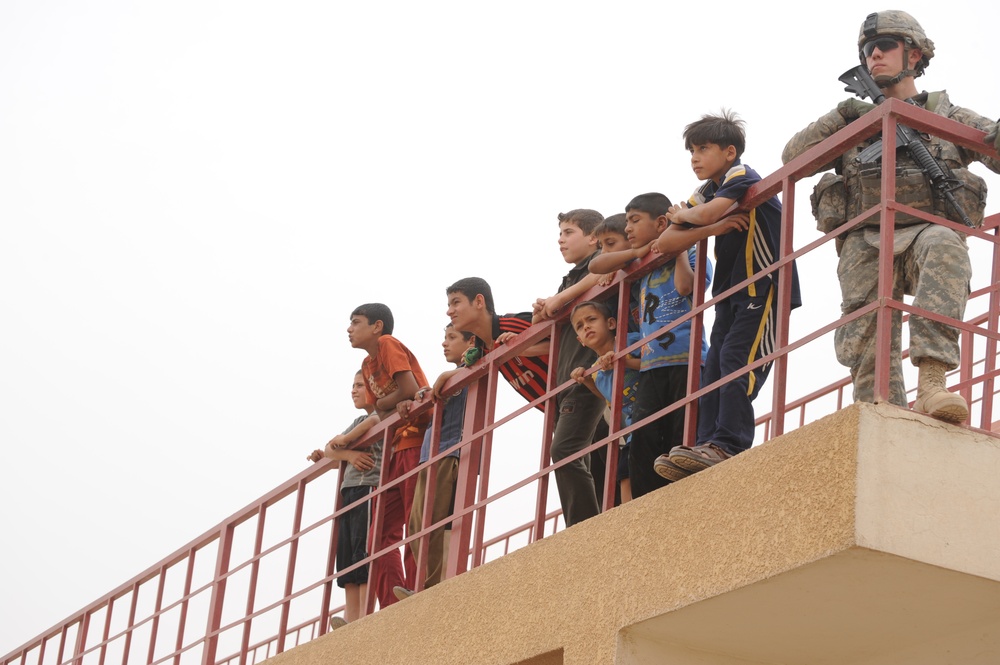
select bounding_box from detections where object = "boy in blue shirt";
[569,300,640,502]
[394,323,476,599]
[589,193,712,498]
[653,111,801,479]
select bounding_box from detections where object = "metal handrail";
[5,99,999,665]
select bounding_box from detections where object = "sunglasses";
[862,36,901,58]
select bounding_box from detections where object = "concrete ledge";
[267,403,1000,665]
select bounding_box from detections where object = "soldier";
[782,10,1000,423]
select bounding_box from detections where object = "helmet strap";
[873,43,921,87]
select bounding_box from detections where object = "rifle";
[838,64,974,227]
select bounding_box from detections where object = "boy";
[306,370,381,628]
[588,193,712,498]
[437,277,549,407]
[654,111,801,480]
[394,324,476,599]
[591,212,641,336]
[347,303,430,608]
[532,209,608,526]
[569,300,641,503]
[594,213,629,255]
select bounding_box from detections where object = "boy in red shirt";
[348,303,429,607]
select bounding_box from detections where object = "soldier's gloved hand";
[837,98,876,121]
[984,121,1000,153]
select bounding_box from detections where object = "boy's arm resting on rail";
[588,245,650,275]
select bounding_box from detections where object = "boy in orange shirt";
[348,303,429,607]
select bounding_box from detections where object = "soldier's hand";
[984,121,1000,153]
[837,98,876,121]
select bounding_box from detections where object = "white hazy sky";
[2,0,998,652]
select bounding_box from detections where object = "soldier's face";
[865,37,905,79]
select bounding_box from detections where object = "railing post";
[448,373,487,577]
[55,625,67,665]
[98,596,115,665]
[602,278,633,513]
[201,523,234,665]
[33,633,46,665]
[364,426,395,616]
[532,322,557,542]
[873,109,900,404]
[120,582,140,665]
[471,360,500,568]
[683,240,708,447]
[319,475,341,633]
[981,223,1000,429]
[414,399,445,592]
[239,506,266,664]
[175,550,196,665]
[275,480,306,655]
[770,177,797,438]
[71,613,89,665]
[146,568,166,665]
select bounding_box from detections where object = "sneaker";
[653,454,691,482]
[669,443,732,473]
[329,616,347,630]
[393,586,414,601]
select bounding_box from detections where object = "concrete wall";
[265,403,1000,665]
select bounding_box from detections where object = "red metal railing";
[5,98,999,665]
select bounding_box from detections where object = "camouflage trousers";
[835,225,971,406]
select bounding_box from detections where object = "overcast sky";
[2,0,998,652]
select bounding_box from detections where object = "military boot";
[913,359,968,423]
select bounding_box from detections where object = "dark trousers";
[336,485,373,588]
[588,418,617,510]
[629,366,688,499]
[550,386,606,526]
[697,294,774,456]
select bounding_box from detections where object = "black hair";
[625,193,673,218]
[683,109,746,158]
[445,322,476,342]
[557,209,604,235]
[570,300,615,320]
[350,303,394,336]
[594,213,626,237]
[446,277,496,315]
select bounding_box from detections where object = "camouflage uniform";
[782,91,1000,405]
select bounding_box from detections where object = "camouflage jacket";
[782,91,1000,251]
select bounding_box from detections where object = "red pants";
[369,446,419,607]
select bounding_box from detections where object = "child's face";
[571,305,616,351]
[350,373,367,409]
[596,231,629,254]
[347,314,379,349]
[558,221,597,265]
[446,291,480,333]
[689,142,735,183]
[624,210,666,247]
[442,327,472,365]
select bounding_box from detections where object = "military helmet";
[857,10,934,78]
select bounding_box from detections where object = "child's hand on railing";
[596,272,616,287]
[495,331,518,345]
